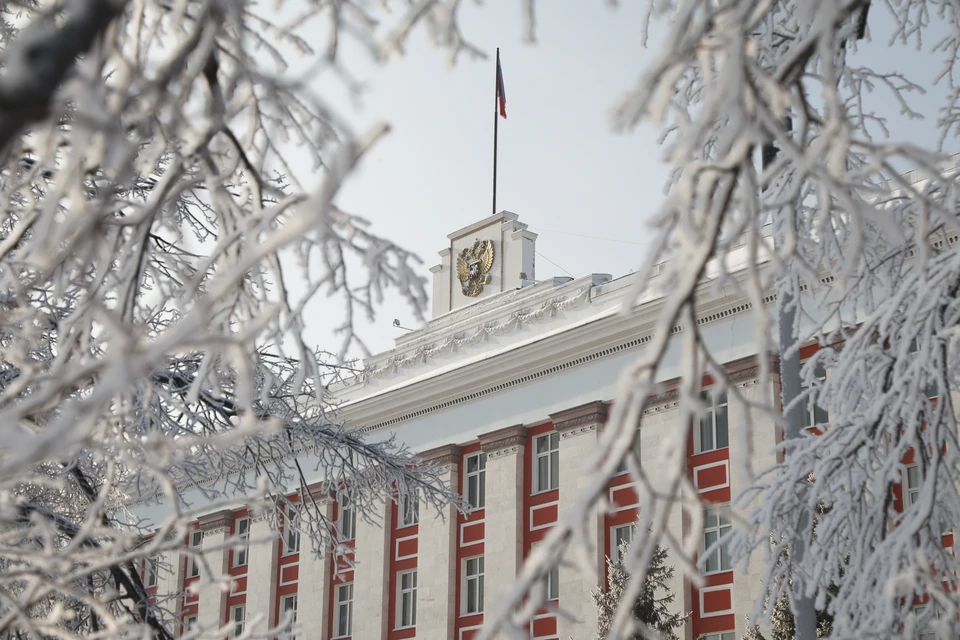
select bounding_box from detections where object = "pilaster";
[299,485,333,640]
[351,495,391,639]
[245,508,279,635]
[552,402,607,640]
[196,509,232,633]
[416,444,461,640]
[479,424,527,632]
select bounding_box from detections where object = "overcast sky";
[290,1,952,357]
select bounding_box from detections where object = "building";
[141,211,834,640]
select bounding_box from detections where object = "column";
[245,506,279,635]
[552,402,607,640]
[298,485,333,640]
[729,363,780,637]
[196,510,232,633]
[351,496,391,639]
[639,392,692,636]
[479,424,527,631]
[416,444,461,640]
[155,547,183,624]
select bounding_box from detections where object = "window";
[534,432,560,492]
[615,429,642,474]
[188,530,202,578]
[531,543,559,601]
[611,524,634,563]
[801,362,829,427]
[234,517,250,567]
[281,594,297,624]
[701,633,735,640]
[907,465,921,506]
[703,508,731,573]
[400,494,419,527]
[465,453,487,509]
[145,555,159,588]
[183,615,197,633]
[463,556,484,614]
[334,583,353,638]
[283,506,300,555]
[915,605,937,640]
[231,605,245,638]
[698,389,728,453]
[339,494,356,542]
[397,570,417,628]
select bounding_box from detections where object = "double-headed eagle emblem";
[456,239,495,297]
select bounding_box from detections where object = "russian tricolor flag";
[496,55,507,119]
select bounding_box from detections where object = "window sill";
[393,625,416,631]
[701,568,733,577]
[396,522,418,530]
[694,446,730,455]
[530,487,558,497]
[459,611,484,618]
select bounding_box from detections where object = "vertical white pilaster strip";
[351,497,391,639]
[245,513,278,635]
[196,510,232,634]
[298,491,332,640]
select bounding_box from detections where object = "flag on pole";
[496,55,507,119]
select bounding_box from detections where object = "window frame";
[800,361,829,428]
[396,570,418,629]
[462,555,485,615]
[400,493,419,528]
[233,517,250,567]
[281,594,297,625]
[533,432,560,493]
[907,465,921,507]
[611,524,634,563]
[339,494,356,542]
[183,615,198,634]
[145,554,159,588]
[333,583,353,638]
[697,389,729,453]
[188,530,202,578]
[283,506,300,556]
[914,605,938,640]
[231,604,245,638]
[615,429,642,474]
[702,507,732,574]
[701,633,736,640]
[465,452,487,509]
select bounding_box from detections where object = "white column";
[639,393,692,639]
[416,445,461,640]
[245,512,279,635]
[552,402,607,640]
[298,489,332,640]
[479,424,527,633]
[196,510,232,634]
[155,548,183,625]
[729,365,779,638]
[351,497,391,639]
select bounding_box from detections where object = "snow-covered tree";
[0,1,483,639]
[593,539,685,640]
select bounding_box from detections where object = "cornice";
[479,424,527,455]
[197,509,233,532]
[419,443,462,467]
[551,401,608,433]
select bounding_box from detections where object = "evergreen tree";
[593,538,686,639]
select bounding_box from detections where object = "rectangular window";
[145,555,159,588]
[234,517,250,567]
[400,494,419,527]
[282,594,297,624]
[184,615,197,633]
[801,362,829,427]
[611,524,634,563]
[914,605,937,640]
[463,556,484,615]
[702,633,736,640]
[231,605,245,638]
[615,429,642,474]
[188,530,202,578]
[465,453,487,509]
[534,432,560,492]
[703,508,731,573]
[334,583,353,638]
[546,562,559,601]
[339,494,356,542]
[907,465,921,506]
[698,389,729,453]
[397,570,417,628]
[283,506,300,555]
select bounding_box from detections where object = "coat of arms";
[456,239,495,297]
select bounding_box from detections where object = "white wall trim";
[395,534,418,561]
[699,583,734,618]
[529,501,559,532]
[693,459,730,493]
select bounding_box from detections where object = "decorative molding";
[418,443,462,467]
[197,509,233,532]
[479,424,527,455]
[559,423,599,440]
[551,401,608,433]
[203,527,228,537]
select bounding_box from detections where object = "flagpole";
[492,47,499,216]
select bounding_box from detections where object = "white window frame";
[339,494,356,542]
[333,583,353,638]
[400,493,419,527]
[465,452,487,509]
[230,605,245,638]
[801,361,829,428]
[145,554,159,588]
[462,556,485,615]
[281,594,297,625]
[701,633,735,640]
[188,530,202,578]
[233,517,250,567]
[615,429,642,474]
[397,570,417,629]
[907,465,921,506]
[283,506,300,556]
[183,615,197,633]
[533,432,560,493]
[702,507,732,574]
[611,524,634,563]
[914,605,938,640]
[698,389,729,453]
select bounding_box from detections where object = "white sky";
[283,1,951,357]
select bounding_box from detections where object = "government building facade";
[140,211,856,640]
